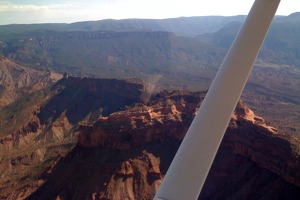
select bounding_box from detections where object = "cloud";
[0,0,124,24]
[0,1,75,11]
[0,0,298,25]
[0,1,83,24]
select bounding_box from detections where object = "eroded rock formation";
[0,77,148,200]
[0,56,62,107]
[28,91,300,200]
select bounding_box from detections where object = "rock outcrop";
[0,74,299,199]
[0,56,62,107]
[27,91,300,200]
[0,77,150,200]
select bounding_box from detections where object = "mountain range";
[0,13,300,199]
[1,13,300,136]
[0,13,299,80]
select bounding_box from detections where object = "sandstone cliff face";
[77,98,197,149]
[225,102,300,187]
[27,91,300,200]
[0,77,148,200]
[0,76,146,142]
[1,74,299,200]
[200,103,300,200]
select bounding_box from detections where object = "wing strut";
[154,0,281,199]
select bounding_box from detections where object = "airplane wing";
[154,0,281,199]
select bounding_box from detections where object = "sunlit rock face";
[1,74,300,199]
[0,77,148,200]
[28,90,300,200]
[0,56,62,107]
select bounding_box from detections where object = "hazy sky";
[0,0,299,25]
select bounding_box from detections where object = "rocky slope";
[0,77,148,199]
[1,30,224,92]
[26,91,300,200]
[0,55,62,107]
[1,76,300,199]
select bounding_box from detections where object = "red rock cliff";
[27,91,300,200]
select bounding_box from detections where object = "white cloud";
[0,0,299,25]
[0,1,77,13]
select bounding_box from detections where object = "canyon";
[0,76,299,199]
[0,13,299,199]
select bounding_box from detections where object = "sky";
[0,0,299,25]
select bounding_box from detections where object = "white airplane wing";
[154,0,281,199]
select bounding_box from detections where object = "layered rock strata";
[28,92,300,200]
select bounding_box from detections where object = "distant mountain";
[1,13,300,200]
[0,13,300,135]
[0,14,294,40]
[0,16,246,39]
[66,16,247,37]
[0,31,225,91]
[0,13,299,77]
[197,12,300,66]
[1,12,300,136]
[262,13,300,66]
[278,12,300,21]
